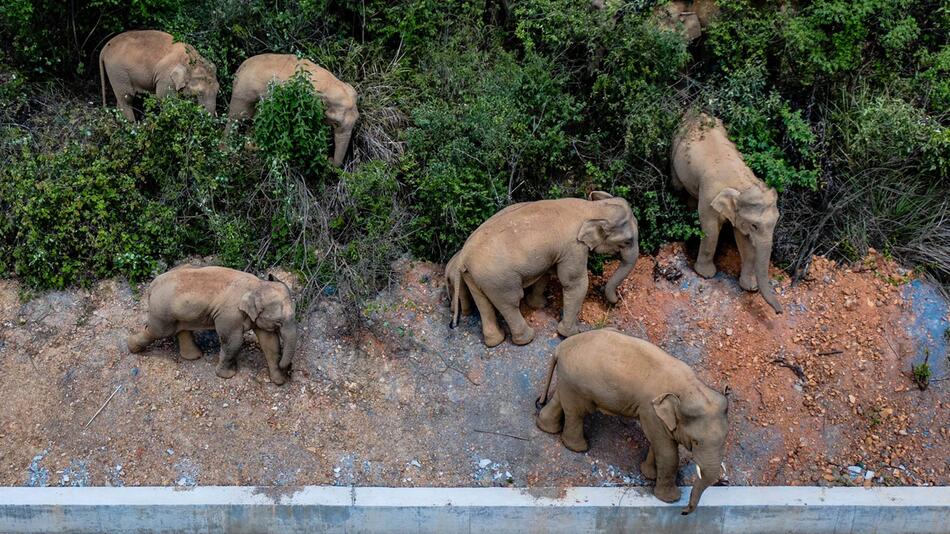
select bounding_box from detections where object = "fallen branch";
[84,385,121,429]
[817,349,843,356]
[772,356,806,381]
[473,429,530,441]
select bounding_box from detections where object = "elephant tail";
[99,52,108,107]
[535,347,559,411]
[448,261,465,329]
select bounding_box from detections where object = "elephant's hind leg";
[559,388,591,452]
[493,285,535,345]
[127,315,174,353]
[525,273,549,309]
[536,389,564,434]
[463,273,505,347]
[177,331,203,360]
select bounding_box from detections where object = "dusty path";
[0,244,947,489]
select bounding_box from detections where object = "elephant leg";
[214,322,244,379]
[493,283,535,345]
[254,328,287,386]
[177,331,203,360]
[556,260,589,338]
[525,273,549,309]
[536,389,564,434]
[559,389,590,452]
[127,316,174,353]
[652,437,682,503]
[640,446,658,480]
[734,230,758,291]
[463,273,505,347]
[694,214,721,279]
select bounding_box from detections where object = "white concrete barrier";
[1,485,948,533]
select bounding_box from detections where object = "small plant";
[911,351,932,391]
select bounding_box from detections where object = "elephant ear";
[170,64,188,91]
[710,188,740,224]
[652,393,681,432]
[577,219,610,250]
[238,290,262,321]
[588,191,613,201]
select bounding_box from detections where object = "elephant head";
[578,191,639,304]
[653,388,728,515]
[164,54,219,115]
[654,1,703,42]
[239,274,298,369]
[711,186,783,314]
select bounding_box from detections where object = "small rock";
[478,459,492,468]
[864,470,875,480]
[410,460,422,468]
[847,466,863,476]
[725,328,733,336]
[166,449,174,456]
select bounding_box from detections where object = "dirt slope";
[0,244,947,489]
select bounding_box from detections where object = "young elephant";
[536,329,728,515]
[227,54,359,166]
[671,113,783,314]
[99,30,219,120]
[127,266,298,385]
[447,192,639,347]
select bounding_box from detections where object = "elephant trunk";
[604,243,638,304]
[681,460,720,515]
[278,322,298,370]
[202,94,217,116]
[754,242,783,314]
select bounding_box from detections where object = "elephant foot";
[739,273,758,291]
[536,413,563,435]
[216,361,238,379]
[511,327,535,346]
[556,321,580,338]
[180,346,203,361]
[279,359,293,371]
[268,369,288,386]
[640,459,657,480]
[653,483,681,504]
[483,329,506,348]
[561,434,589,453]
[127,336,146,354]
[694,260,717,279]
[526,294,547,310]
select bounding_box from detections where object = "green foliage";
[404,47,580,260]
[253,69,334,180]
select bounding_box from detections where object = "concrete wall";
[1,485,948,533]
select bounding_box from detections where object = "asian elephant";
[671,113,783,314]
[536,328,728,515]
[653,0,719,43]
[227,54,359,167]
[447,192,639,347]
[99,30,219,121]
[127,266,298,385]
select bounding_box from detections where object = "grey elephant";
[536,328,728,515]
[653,1,719,42]
[127,266,298,385]
[99,30,219,120]
[446,192,639,347]
[227,54,359,167]
[672,113,783,313]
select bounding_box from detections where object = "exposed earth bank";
[0,244,947,490]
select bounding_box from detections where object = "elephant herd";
[113,20,786,517]
[99,30,358,166]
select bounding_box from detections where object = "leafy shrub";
[252,69,335,180]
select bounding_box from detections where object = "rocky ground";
[0,243,947,490]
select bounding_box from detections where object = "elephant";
[671,113,784,314]
[227,54,359,167]
[536,328,728,515]
[99,30,219,121]
[653,1,719,43]
[446,192,639,347]
[127,266,298,385]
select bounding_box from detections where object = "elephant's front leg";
[556,259,589,338]
[694,210,721,279]
[651,437,682,503]
[214,320,244,379]
[254,328,287,385]
[733,231,758,291]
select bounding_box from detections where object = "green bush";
[252,69,335,180]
